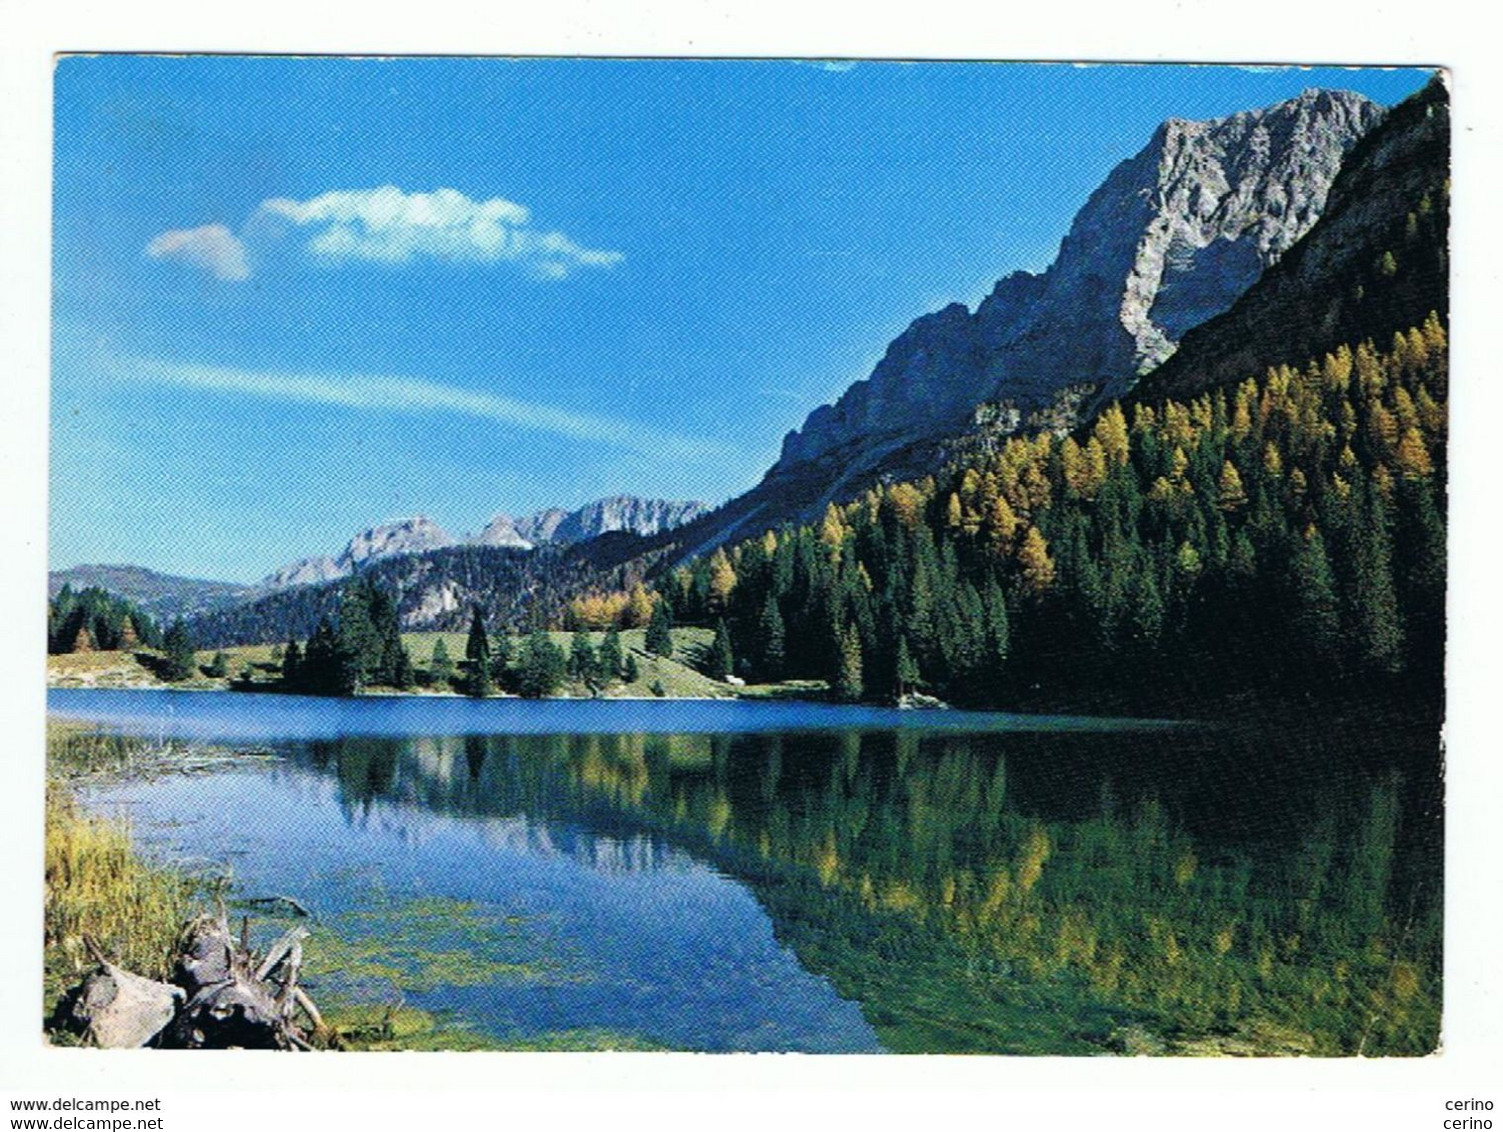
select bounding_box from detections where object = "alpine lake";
[47,688,1442,1055]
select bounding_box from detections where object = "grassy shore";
[43,724,202,1013]
[43,722,652,1050]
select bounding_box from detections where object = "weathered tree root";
[52,913,326,1050]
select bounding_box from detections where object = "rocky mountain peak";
[336,516,456,573]
[509,496,711,546]
[260,555,345,590]
[473,513,535,550]
[774,87,1384,476]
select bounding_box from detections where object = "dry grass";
[43,725,203,1011]
[44,788,198,992]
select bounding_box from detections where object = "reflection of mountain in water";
[288,719,1442,1055]
[276,735,691,874]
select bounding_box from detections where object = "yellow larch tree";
[1017,526,1056,596]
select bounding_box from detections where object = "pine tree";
[490,631,514,685]
[393,646,414,691]
[709,618,735,681]
[569,633,599,684]
[207,651,229,678]
[645,597,674,657]
[599,627,625,682]
[625,584,656,628]
[1126,564,1165,653]
[1216,460,1248,511]
[1017,527,1056,596]
[161,620,196,682]
[516,630,567,698]
[337,581,381,684]
[370,586,405,685]
[755,594,786,679]
[623,653,641,684]
[833,623,864,702]
[1289,527,1342,671]
[465,606,493,696]
[707,548,737,612]
[281,638,302,687]
[430,637,455,689]
[894,635,921,697]
[1351,479,1405,675]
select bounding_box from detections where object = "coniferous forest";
[181,315,1447,724]
[668,319,1447,715]
[47,586,161,654]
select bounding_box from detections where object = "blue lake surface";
[47,688,1183,742]
[46,687,1438,1054]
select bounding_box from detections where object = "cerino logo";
[1444,1100,1496,1131]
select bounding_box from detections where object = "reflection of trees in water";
[294,724,1440,1055]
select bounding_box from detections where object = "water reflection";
[281,721,1440,1055]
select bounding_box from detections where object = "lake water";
[48,688,1443,1054]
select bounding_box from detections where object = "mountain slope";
[775,89,1384,478]
[1133,76,1448,404]
[189,540,662,648]
[628,89,1391,566]
[47,564,255,623]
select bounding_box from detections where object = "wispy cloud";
[104,352,725,460]
[256,186,624,276]
[145,186,622,282]
[144,224,251,282]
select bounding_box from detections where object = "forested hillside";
[185,539,662,650]
[667,320,1446,714]
[47,586,162,654]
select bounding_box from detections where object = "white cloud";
[255,185,624,277]
[107,353,724,461]
[144,186,623,283]
[144,224,251,282]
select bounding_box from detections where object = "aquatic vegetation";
[298,893,588,997]
[325,1004,662,1052]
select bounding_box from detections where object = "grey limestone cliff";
[489,496,711,548]
[775,88,1385,474]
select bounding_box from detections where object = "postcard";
[38,54,1453,1062]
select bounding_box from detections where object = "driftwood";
[54,912,325,1050]
[167,914,315,1049]
[242,893,316,919]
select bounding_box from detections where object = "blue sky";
[51,57,1434,583]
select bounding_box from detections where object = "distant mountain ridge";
[259,496,709,591]
[47,564,256,623]
[475,498,710,549]
[53,495,711,630]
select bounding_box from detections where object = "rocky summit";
[481,496,711,550]
[775,88,1385,476]
[336,517,457,573]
